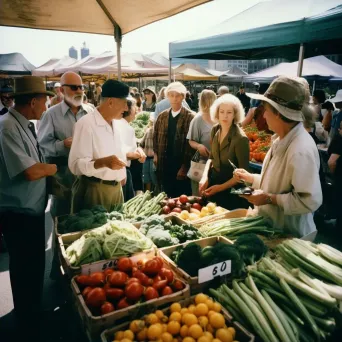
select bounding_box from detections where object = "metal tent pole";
[115,26,122,81]
[169,58,172,83]
[297,43,305,77]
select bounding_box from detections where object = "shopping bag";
[187,151,206,182]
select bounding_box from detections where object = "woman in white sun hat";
[234,76,322,238]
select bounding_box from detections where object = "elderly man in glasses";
[0,85,14,115]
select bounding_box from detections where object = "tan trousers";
[71,177,123,214]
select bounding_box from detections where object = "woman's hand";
[137,148,146,163]
[176,165,187,180]
[204,184,222,197]
[153,154,158,167]
[239,192,272,206]
[233,168,254,184]
[199,178,208,193]
[197,144,209,158]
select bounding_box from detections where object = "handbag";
[187,150,206,182]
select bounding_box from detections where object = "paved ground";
[0,202,341,342]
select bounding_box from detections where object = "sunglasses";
[62,84,85,91]
[1,95,13,100]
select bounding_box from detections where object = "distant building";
[81,42,90,59]
[69,46,78,59]
[208,60,249,73]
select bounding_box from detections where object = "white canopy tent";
[0,0,212,80]
[32,56,77,77]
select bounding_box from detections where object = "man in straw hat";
[0,84,14,115]
[153,81,195,197]
[234,75,322,238]
[0,76,57,339]
[68,79,129,213]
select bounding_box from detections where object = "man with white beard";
[38,72,94,218]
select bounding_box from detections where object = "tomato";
[103,282,111,291]
[179,195,188,204]
[105,288,124,300]
[154,257,164,268]
[117,257,133,273]
[144,259,162,276]
[171,280,184,291]
[117,297,130,310]
[131,266,138,274]
[133,270,153,286]
[144,287,159,301]
[109,271,128,287]
[153,275,162,282]
[76,275,91,287]
[159,268,174,283]
[126,277,141,286]
[103,268,114,278]
[192,203,202,211]
[125,282,144,301]
[85,287,106,308]
[82,286,92,299]
[100,301,115,315]
[89,272,105,287]
[153,279,168,291]
[161,286,173,296]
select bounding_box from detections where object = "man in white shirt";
[68,80,129,212]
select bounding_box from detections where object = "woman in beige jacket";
[234,76,322,238]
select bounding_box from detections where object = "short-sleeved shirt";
[186,113,213,152]
[0,108,46,215]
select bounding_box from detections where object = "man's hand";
[137,148,146,163]
[197,144,209,158]
[104,155,127,170]
[176,165,188,180]
[153,154,158,167]
[204,184,222,197]
[46,164,58,176]
[63,137,73,148]
[233,168,254,184]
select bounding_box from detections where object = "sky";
[0,0,261,68]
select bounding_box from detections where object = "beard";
[65,93,83,107]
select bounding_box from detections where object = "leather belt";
[83,176,119,186]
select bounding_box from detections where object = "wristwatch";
[266,195,273,205]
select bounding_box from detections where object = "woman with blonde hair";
[187,89,216,195]
[199,94,250,209]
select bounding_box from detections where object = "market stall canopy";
[0,0,211,35]
[55,55,96,74]
[240,56,342,83]
[32,56,77,77]
[146,52,170,67]
[169,0,342,60]
[169,63,218,81]
[78,52,168,75]
[0,52,35,75]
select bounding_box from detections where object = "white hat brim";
[329,95,342,103]
[247,92,303,122]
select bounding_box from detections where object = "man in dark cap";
[0,76,57,340]
[0,85,14,115]
[68,79,129,212]
[236,84,250,113]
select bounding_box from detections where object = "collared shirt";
[38,101,93,159]
[154,98,190,120]
[140,127,154,157]
[0,108,46,215]
[251,123,322,237]
[116,118,137,167]
[68,108,126,181]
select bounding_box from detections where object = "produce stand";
[100,295,255,342]
[161,236,234,294]
[70,252,190,340]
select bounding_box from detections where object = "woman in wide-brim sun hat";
[233,75,323,238]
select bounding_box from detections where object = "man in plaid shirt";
[153,82,195,197]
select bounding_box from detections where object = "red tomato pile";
[75,256,185,316]
[244,126,271,163]
[161,195,207,215]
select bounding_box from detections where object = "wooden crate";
[58,229,155,278]
[71,253,190,341]
[54,214,70,237]
[168,208,248,228]
[160,236,234,294]
[100,295,255,342]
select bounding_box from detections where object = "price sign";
[198,260,231,284]
[81,259,119,275]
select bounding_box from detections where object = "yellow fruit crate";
[100,295,255,342]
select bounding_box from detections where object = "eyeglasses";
[62,84,85,91]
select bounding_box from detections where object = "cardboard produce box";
[160,236,234,294]
[100,295,255,342]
